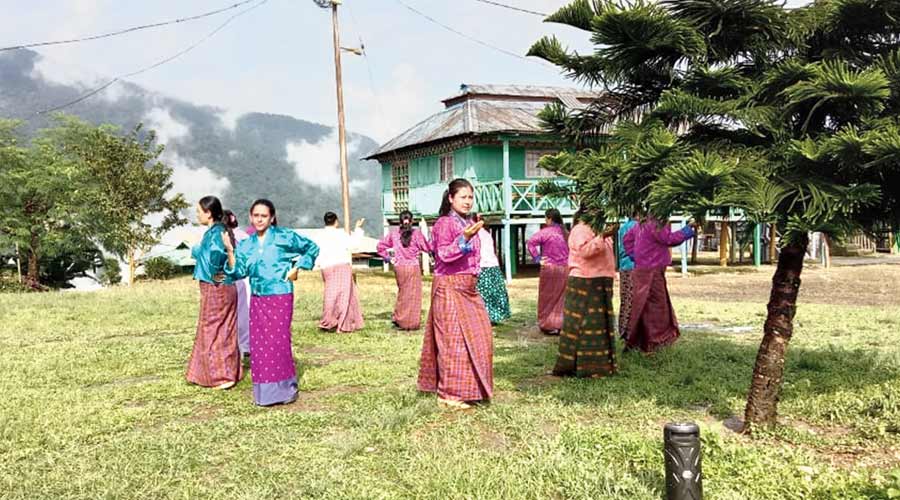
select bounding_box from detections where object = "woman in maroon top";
[377,210,432,330]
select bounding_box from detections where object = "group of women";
[185,178,697,409]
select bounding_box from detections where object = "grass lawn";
[1,262,899,499]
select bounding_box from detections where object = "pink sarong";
[393,264,423,330]
[417,274,493,402]
[537,264,567,332]
[319,264,364,333]
[625,267,680,352]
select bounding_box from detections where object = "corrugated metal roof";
[367,84,603,159]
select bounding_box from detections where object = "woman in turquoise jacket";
[223,199,319,406]
[186,195,243,390]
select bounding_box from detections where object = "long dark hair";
[545,208,568,241]
[200,195,235,247]
[438,178,475,217]
[223,209,239,229]
[250,198,278,226]
[398,210,415,248]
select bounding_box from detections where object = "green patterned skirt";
[476,266,511,324]
[552,276,618,378]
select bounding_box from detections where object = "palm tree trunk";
[128,248,136,285]
[743,236,808,429]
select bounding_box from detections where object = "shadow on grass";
[493,330,900,420]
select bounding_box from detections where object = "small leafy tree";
[529,0,900,429]
[50,116,188,284]
[0,120,89,288]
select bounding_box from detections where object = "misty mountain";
[0,49,383,234]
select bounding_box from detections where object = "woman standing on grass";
[526,208,569,335]
[418,178,493,410]
[224,210,252,358]
[622,216,697,353]
[616,214,639,341]
[474,217,511,325]
[377,210,431,330]
[552,210,619,378]
[186,196,243,390]
[223,199,319,406]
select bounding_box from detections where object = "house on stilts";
[365,84,605,280]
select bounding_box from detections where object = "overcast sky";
[2,0,812,144]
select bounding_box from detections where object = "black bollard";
[663,422,702,500]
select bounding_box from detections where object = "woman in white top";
[473,214,511,325]
[317,211,366,333]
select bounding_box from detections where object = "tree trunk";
[128,248,136,286]
[691,232,699,265]
[26,231,40,285]
[743,237,808,430]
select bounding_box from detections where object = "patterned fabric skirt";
[476,266,511,324]
[250,293,298,406]
[625,267,680,353]
[552,276,618,378]
[186,282,243,387]
[537,264,567,333]
[235,278,251,356]
[618,270,634,340]
[418,274,494,402]
[393,264,423,330]
[319,264,364,333]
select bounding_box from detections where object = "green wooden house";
[365,84,602,280]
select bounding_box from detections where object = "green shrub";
[144,257,179,280]
[100,258,122,286]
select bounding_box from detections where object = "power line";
[471,0,547,17]
[37,0,268,115]
[1,0,258,53]
[344,3,388,140]
[393,0,555,70]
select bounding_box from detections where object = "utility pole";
[315,0,353,232]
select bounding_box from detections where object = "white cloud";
[218,108,245,132]
[165,152,230,203]
[144,107,190,146]
[285,130,360,189]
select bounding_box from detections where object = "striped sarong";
[552,276,617,378]
[537,264,567,333]
[418,274,493,402]
[250,293,298,406]
[476,266,511,324]
[625,267,680,352]
[319,263,364,333]
[393,263,423,330]
[618,270,634,340]
[186,282,243,387]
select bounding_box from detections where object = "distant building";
[366,83,605,279]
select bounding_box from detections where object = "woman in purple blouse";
[377,210,431,330]
[526,208,570,335]
[417,178,493,410]
[622,216,699,352]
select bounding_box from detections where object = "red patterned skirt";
[393,264,423,330]
[625,267,680,352]
[186,282,243,387]
[319,264,364,333]
[417,274,493,402]
[537,264,567,332]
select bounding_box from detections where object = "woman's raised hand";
[463,220,484,240]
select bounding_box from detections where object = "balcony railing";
[474,179,577,216]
